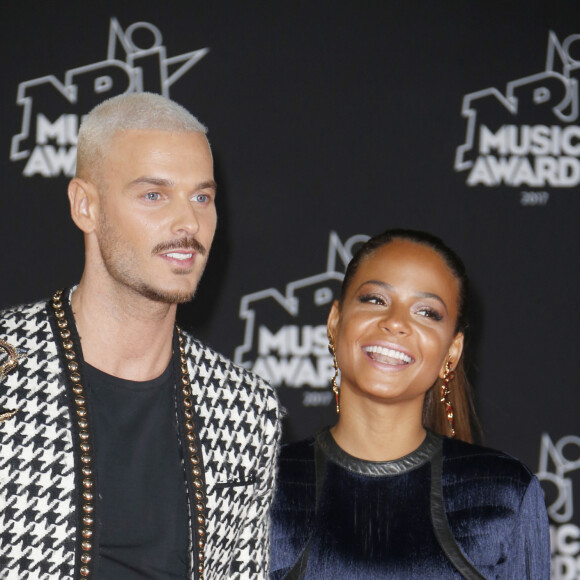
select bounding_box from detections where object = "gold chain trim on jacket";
[52,290,207,579]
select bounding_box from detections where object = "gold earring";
[440,360,456,438]
[328,333,340,414]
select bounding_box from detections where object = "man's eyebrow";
[129,176,175,188]
[128,177,217,192]
[197,180,218,192]
[357,280,449,313]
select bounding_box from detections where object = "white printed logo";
[234,231,367,407]
[536,433,580,578]
[455,32,580,200]
[10,17,208,178]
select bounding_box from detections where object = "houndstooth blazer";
[0,291,280,579]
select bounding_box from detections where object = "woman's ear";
[439,332,464,378]
[327,300,340,342]
[68,178,98,234]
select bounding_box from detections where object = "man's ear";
[68,178,98,234]
[439,332,464,378]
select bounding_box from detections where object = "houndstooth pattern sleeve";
[0,300,76,580]
[228,375,281,578]
[182,334,281,579]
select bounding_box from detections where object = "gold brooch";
[0,338,26,422]
[0,338,26,380]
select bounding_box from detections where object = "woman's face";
[328,240,464,407]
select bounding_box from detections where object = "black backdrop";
[2,2,579,574]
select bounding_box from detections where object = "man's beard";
[97,218,208,305]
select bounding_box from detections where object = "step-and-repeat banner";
[1,2,579,575]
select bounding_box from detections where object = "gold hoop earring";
[440,360,456,438]
[328,333,340,414]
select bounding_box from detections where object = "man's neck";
[70,279,178,381]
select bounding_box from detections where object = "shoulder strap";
[430,443,487,580]
[283,442,327,580]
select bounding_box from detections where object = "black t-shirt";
[85,362,189,579]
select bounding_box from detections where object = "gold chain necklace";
[51,289,207,579]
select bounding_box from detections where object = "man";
[0,93,280,579]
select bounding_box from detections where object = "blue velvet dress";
[270,429,550,579]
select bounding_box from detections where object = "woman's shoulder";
[441,436,536,487]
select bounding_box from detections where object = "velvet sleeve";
[503,474,551,579]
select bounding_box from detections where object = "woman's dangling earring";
[328,333,340,414]
[440,360,456,438]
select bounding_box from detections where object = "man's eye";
[194,193,209,203]
[145,192,161,201]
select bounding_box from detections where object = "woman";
[269,229,550,579]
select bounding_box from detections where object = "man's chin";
[136,283,197,305]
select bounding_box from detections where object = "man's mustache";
[152,237,207,256]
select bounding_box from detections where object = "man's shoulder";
[0,297,50,329]
[179,329,276,396]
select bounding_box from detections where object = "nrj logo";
[455,32,580,190]
[234,232,367,406]
[536,433,580,578]
[10,17,208,178]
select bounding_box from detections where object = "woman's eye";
[417,307,443,321]
[359,294,385,305]
[145,192,161,201]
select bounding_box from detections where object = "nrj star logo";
[536,433,580,577]
[10,17,208,178]
[234,232,368,405]
[455,31,580,190]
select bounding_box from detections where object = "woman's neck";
[330,391,427,461]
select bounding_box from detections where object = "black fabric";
[270,428,550,579]
[85,361,189,579]
[430,444,486,579]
